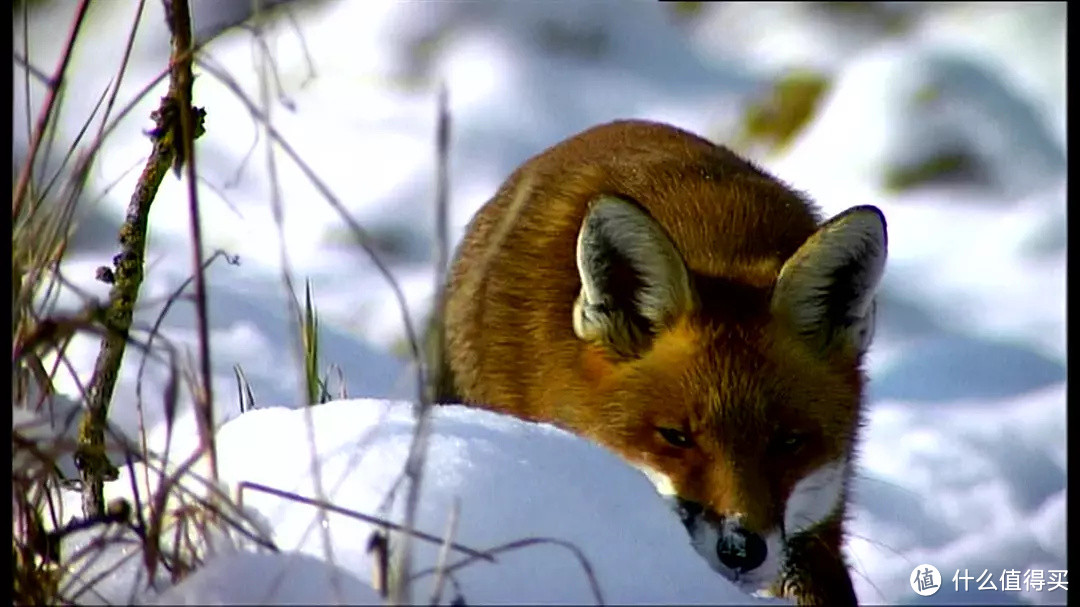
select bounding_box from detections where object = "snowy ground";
[13,1,1066,605]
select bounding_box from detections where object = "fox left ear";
[771,205,887,356]
[573,196,694,358]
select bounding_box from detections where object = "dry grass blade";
[20,3,35,147]
[433,83,451,284]
[192,58,426,388]
[15,2,338,604]
[389,84,453,604]
[12,309,100,370]
[426,82,456,403]
[428,497,460,606]
[128,445,280,554]
[142,443,208,584]
[12,0,92,219]
[37,81,112,203]
[96,0,149,137]
[13,500,63,603]
[194,58,446,603]
[38,79,71,211]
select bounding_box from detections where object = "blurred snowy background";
[13,1,1066,604]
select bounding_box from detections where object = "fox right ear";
[771,205,887,356]
[573,196,694,357]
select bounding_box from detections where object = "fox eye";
[772,431,807,453]
[657,427,694,448]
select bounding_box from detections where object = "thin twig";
[163,0,218,483]
[412,536,606,606]
[39,74,71,211]
[235,481,493,563]
[133,251,236,508]
[74,119,169,517]
[239,22,297,110]
[282,8,318,87]
[13,51,52,86]
[134,251,236,420]
[247,0,341,592]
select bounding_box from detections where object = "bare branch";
[76,0,209,517]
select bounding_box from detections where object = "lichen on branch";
[76,0,206,518]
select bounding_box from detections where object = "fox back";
[440,120,886,604]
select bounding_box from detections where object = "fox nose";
[715,522,767,572]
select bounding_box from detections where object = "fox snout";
[714,517,769,572]
[674,498,772,582]
[675,498,767,572]
[661,458,851,597]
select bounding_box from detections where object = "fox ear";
[771,205,887,356]
[573,196,694,357]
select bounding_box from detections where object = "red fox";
[436,120,886,605]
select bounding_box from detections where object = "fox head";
[572,196,887,595]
